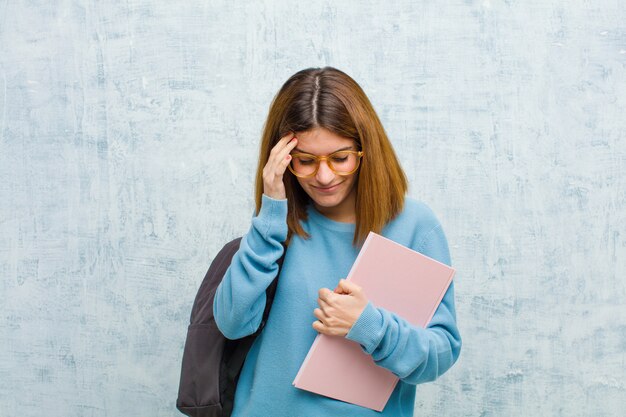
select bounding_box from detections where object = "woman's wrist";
[262,193,287,202]
[255,194,289,242]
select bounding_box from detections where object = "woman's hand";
[262,132,298,200]
[312,279,369,337]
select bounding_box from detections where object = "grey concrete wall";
[0,1,624,416]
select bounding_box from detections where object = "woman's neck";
[312,191,357,224]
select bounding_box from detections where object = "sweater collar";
[305,203,356,233]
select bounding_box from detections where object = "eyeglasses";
[288,150,364,178]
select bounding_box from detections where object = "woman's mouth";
[312,183,342,193]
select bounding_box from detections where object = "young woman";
[213,66,461,416]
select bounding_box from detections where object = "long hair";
[254,66,408,247]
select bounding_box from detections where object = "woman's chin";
[311,194,350,212]
[313,198,338,208]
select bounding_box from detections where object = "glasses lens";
[328,151,359,174]
[290,154,318,177]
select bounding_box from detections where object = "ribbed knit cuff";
[345,301,385,354]
[261,193,288,204]
[256,194,288,242]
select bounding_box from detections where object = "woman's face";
[291,127,359,223]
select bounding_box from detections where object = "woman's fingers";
[317,295,330,306]
[317,297,332,314]
[271,132,296,156]
[261,131,298,199]
[313,308,334,335]
[267,133,297,171]
[312,320,324,333]
[313,308,327,322]
[274,135,298,168]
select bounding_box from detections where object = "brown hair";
[254,66,408,247]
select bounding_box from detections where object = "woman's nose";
[315,160,335,184]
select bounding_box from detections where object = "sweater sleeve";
[344,223,462,385]
[213,194,288,340]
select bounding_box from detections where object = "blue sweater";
[214,194,462,417]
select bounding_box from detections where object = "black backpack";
[176,237,286,417]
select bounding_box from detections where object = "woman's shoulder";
[397,196,442,230]
[383,196,446,249]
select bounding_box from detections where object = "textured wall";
[1,1,624,416]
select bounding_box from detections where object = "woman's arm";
[213,194,288,339]
[344,224,462,384]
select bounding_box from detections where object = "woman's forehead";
[294,128,355,153]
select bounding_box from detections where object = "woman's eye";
[298,159,315,165]
[331,157,348,163]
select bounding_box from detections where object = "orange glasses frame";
[287,150,365,178]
